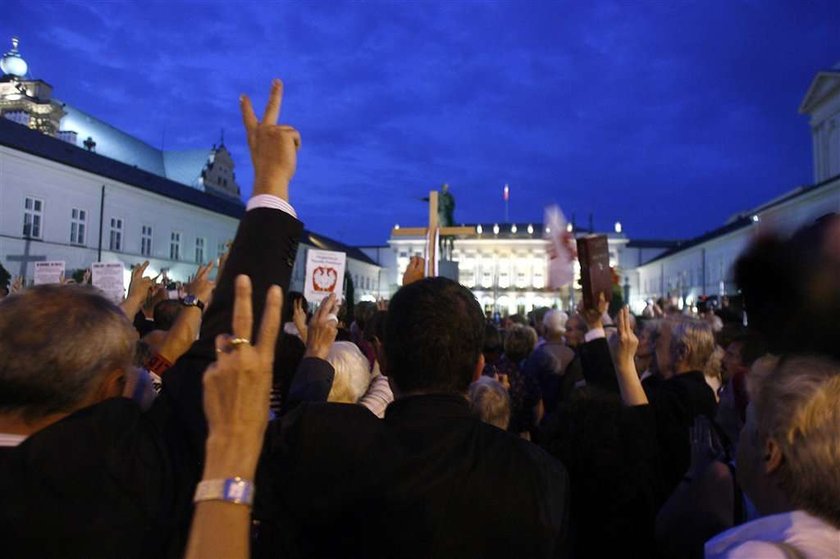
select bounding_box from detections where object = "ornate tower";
[0,37,66,137]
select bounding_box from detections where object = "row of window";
[352,274,376,291]
[23,197,224,262]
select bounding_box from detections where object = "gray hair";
[749,356,840,527]
[0,285,137,420]
[468,377,510,430]
[326,341,371,403]
[670,317,715,371]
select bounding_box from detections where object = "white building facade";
[0,120,241,284]
[0,36,381,298]
[379,223,647,316]
[628,64,840,312]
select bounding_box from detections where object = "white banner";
[304,249,347,303]
[92,262,126,304]
[33,261,65,285]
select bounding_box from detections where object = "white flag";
[544,205,575,288]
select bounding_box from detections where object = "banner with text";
[92,262,126,304]
[33,261,65,285]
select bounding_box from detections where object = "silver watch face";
[183,295,197,306]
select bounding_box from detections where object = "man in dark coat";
[0,80,302,558]
[254,277,570,559]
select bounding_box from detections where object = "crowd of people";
[1,79,839,559]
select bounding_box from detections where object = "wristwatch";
[182,294,205,311]
[194,477,254,506]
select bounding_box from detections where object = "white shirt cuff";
[246,195,297,218]
[584,328,606,342]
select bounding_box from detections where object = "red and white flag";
[544,205,576,288]
[503,184,510,201]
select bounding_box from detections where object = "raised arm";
[194,79,303,354]
[615,307,648,406]
[186,275,282,559]
[156,261,216,365]
[120,261,156,319]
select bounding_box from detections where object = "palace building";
[0,37,381,298]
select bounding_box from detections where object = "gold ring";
[229,337,250,348]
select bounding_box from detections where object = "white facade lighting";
[493,224,500,235]
[394,224,400,230]
[751,214,760,223]
[614,221,622,234]
[527,224,534,234]
[476,224,483,234]
[566,223,573,233]
[511,224,518,233]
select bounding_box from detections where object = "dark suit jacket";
[255,360,570,559]
[646,371,717,501]
[0,207,302,559]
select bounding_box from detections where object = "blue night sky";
[3,1,839,246]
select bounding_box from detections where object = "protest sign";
[92,262,126,304]
[33,261,65,285]
[303,249,347,303]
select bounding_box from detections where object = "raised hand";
[581,291,608,330]
[186,261,216,308]
[126,261,156,302]
[616,306,639,367]
[240,79,301,201]
[203,275,283,480]
[292,297,308,343]
[304,293,340,360]
[402,255,425,286]
[615,306,647,406]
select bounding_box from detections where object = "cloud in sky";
[2,0,839,244]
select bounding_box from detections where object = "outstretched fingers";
[262,79,283,125]
[256,286,283,361]
[240,95,258,136]
[232,275,254,342]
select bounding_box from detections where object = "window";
[170,232,181,260]
[70,208,86,245]
[217,241,228,257]
[109,218,123,251]
[23,197,43,238]
[141,226,153,257]
[195,237,205,264]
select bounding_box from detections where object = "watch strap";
[194,477,254,506]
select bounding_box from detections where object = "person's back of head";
[0,285,137,428]
[740,355,840,527]
[669,317,715,373]
[467,377,510,430]
[353,301,377,334]
[153,299,182,331]
[384,277,484,395]
[504,324,537,363]
[542,310,568,341]
[736,213,840,361]
[325,341,371,403]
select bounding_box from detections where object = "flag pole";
[503,184,510,222]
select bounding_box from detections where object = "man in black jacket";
[255,277,569,558]
[0,79,302,558]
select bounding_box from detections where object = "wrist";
[205,436,261,480]
[253,178,289,201]
[304,347,329,360]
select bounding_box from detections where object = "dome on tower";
[1,37,29,78]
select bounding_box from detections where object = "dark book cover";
[576,235,612,309]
